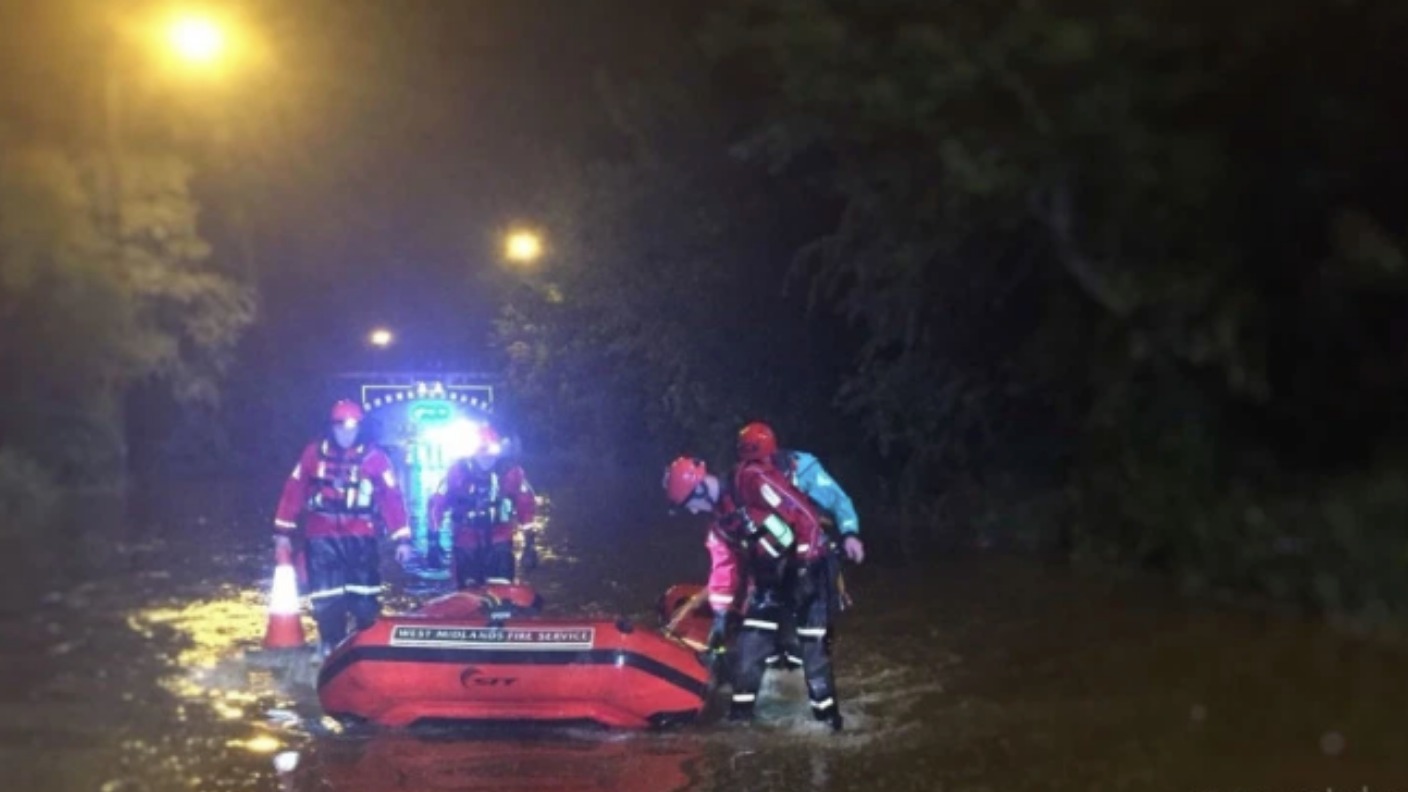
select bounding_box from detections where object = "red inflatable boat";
[318,585,712,729]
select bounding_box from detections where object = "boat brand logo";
[458,667,519,687]
[389,625,595,650]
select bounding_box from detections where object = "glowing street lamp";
[166,14,228,66]
[504,230,544,265]
[98,12,244,241]
[368,328,394,348]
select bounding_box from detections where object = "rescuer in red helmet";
[736,422,863,560]
[736,421,864,670]
[428,425,537,588]
[273,399,413,658]
[663,455,846,731]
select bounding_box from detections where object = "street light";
[166,14,227,66]
[102,11,239,233]
[369,328,394,348]
[504,230,544,265]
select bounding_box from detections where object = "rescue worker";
[737,422,865,669]
[495,432,542,570]
[663,455,846,731]
[273,399,412,658]
[737,422,863,552]
[428,426,536,588]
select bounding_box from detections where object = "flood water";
[3,468,1406,791]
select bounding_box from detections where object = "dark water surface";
[3,471,1405,791]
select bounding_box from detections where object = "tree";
[705,0,1408,607]
[0,137,253,479]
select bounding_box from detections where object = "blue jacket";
[785,450,860,536]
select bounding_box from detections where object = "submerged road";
[2,469,1405,791]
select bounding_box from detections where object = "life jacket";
[732,460,828,559]
[709,478,802,585]
[307,441,375,516]
[445,460,504,528]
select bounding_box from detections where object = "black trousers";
[452,542,515,588]
[729,559,841,725]
[307,535,381,649]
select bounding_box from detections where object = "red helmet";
[736,422,777,462]
[329,399,364,425]
[663,456,707,506]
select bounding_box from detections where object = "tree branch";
[1030,178,1135,318]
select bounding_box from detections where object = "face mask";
[683,496,713,515]
[681,478,716,514]
[332,424,359,449]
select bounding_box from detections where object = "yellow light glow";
[232,734,283,754]
[214,702,245,721]
[505,231,543,264]
[167,15,227,64]
[368,328,394,348]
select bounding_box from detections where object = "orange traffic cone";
[263,560,307,649]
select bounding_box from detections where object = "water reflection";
[9,479,1408,791]
[304,731,703,792]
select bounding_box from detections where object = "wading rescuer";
[428,426,536,589]
[736,422,864,669]
[663,456,848,731]
[273,400,413,658]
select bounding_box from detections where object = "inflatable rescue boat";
[317,584,712,729]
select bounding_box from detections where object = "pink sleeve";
[705,530,743,615]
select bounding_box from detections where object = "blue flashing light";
[420,418,484,461]
[397,398,500,564]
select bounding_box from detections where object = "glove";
[394,541,415,566]
[707,611,732,653]
[842,535,865,564]
[272,534,293,566]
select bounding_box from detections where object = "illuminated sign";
[362,380,494,411]
[409,401,455,425]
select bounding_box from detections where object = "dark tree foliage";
[701,0,1408,611]
[499,0,1408,617]
[0,0,256,485]
[0,138,254,481]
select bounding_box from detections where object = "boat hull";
[318,591,710,729]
